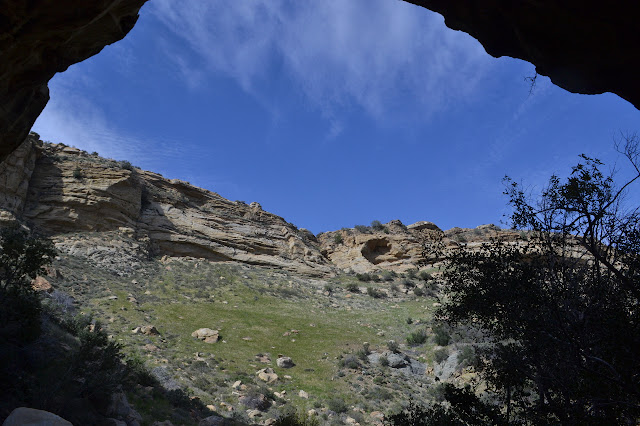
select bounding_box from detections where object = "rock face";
[406,1,640,108]
[0,137,332,276]
[318,220,521,273]
[0,0,149,162]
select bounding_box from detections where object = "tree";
[0,226,56,342]
[436,137,640,424]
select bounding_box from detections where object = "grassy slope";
[51,255,441,423]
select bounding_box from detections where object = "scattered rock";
[247,409,263,419]
[255,354,271,363]
[192,328,220,343]
[31,276,53,293]
[257,368,278,383]
[232,380,242,389]
[298,390,309,399]
[143,344,159,352]
[140,325,160,336]
[276,356,295,368]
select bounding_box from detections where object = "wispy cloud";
[150,0,492,128]
[33,69,200,177]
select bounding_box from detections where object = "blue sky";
[33,0,640,234]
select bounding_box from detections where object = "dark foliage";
[436,141,640,424]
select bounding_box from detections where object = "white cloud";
[150,0,492,126]
[33,70,194,176]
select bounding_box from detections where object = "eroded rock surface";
[318,220,521,273]
[1,137,332,276]
[0,0,149,162]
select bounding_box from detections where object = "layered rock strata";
[317,220,522,273]
[1,136,332,276]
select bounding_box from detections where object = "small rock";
[141,325,160,336]
[298,390,309,399]
[232,380,242,389]
[307,409,317,417]
[257,367,278,383]
[247,409,262,419]
[107,295,118,300]
[191,328,220,343]
[276,356,295,368]
[31,276,53,293]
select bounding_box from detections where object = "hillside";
[0,135,523,425]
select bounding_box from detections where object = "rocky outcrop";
[0,1,149,163]
[318,220,521,273]
[1,137,332,276]
[406,1,640,108]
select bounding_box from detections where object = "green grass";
[55,257,439,417]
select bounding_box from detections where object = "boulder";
[276,356,295,368]
[257,368,278,383]
[140,325,160,336]
[191,328,220,343]
[31,276,53,293]
[3,407,72,425]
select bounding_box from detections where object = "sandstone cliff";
[317,220,522,274]
[2,136,332,276]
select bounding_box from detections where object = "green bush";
[327,397,348,413]
[457,346,478,369]
[371,220,386,232]
[379,356,389,367]
[356,273,372,282]
[354,225,370,233]
[381,270,395,281]
[387,340,399,353]
[345,282,360,293]
[367,286,384,298]
[339,355,360,369]
[333,233,343,244]
[73,167,83,179]
[419,271,433,281]
[406,329,428,346]
[402,278,415,288]
[119,160,135,170]
[413,286,425,297]
[433,324,451,346]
